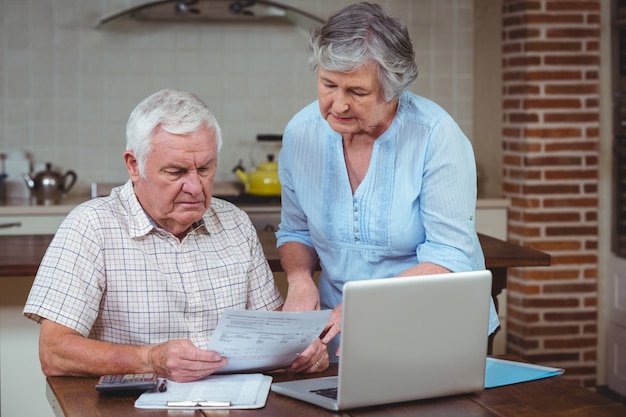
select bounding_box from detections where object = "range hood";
[97,0,324,27]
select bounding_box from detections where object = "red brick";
[544,336,597,349]
[508,56,542,67]
[503,127,523,137]
[544,169,597,180]
[503,154,522,166]
[543,197,598,207]
[546,28,599,38]
[545,1,600,12]
[522,297,579,308]
[507,308,541,323]
[524,98,581,109]
[551,254,598,264]
[522,184,581,194]
[524,127,582,138]
[508,27,542,40]
[507,333,540,350]
[545,84,597,94]
[505,142,542,152]
[510,112,541,123]
[524,155,582,166]
[508,280,542,295]
[525,41,582,51]
[508,224,542,237]
[523,211,580,222]
[508,168,542,180]
[525,352,580,363]
[545,226,597,236]
[503,1,543,14]
[543,282,597,293]
[543,112,598,123]
[506,83,541,94]
[583,183,597,193]
[503,42,523,54]
[525,70,582,81]
[525,325,580,336]
[527,240,581,251]
[544,141,598,152]
[544,55,599,66]
[545,311,597,322]
[523,13,583,24]
[515,269,580,281]
[504,98,522,109]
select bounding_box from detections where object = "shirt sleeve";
[275,122,315,250]
[23,205,105,336]
[415,114,484,272]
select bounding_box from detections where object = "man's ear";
[123,151,140,182]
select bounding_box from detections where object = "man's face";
[124,124,217,238]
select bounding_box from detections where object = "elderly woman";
[276,2,499,359]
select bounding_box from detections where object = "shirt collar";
[119,180,210,239]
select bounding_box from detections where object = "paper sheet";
[485,357,564,388]
[134,373,272,409]
[207,309,331,373]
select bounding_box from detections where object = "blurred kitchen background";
[2,0,625,416]
[0,0,500,199]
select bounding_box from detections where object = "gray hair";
[307,2,418,101]
[126,88,223,178]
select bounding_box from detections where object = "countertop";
[0,182,509,216]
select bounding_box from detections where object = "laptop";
[271,270,492,411]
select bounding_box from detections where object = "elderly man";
[23,88,328,382]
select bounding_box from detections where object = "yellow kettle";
[232,154,281,196]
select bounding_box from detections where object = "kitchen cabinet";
[0,276,54,417]
[0,197,87,235]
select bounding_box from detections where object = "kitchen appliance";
[232,154,280,196]
[97,0,324,27]
[232,134,282,197]
[22,163,77,205]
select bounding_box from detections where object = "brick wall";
[501,0,600,387]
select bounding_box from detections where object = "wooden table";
[258,232,550,304]
[46,356,625,417]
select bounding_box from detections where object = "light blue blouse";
[276,91,500,341]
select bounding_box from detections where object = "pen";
[158,379,167,392]
[167,400,232,407]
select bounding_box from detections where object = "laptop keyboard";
[310,387,338,399]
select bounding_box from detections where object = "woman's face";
[317,62,398,139]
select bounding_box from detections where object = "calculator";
[95,373,158,392]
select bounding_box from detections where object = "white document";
[135,373,272,409]
[207,309,331,373]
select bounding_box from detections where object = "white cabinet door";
[0,215,65,235]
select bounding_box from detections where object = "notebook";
[271,270,493,411]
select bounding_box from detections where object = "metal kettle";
[22,163,77,205]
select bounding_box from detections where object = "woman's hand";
[285,338,329,373]
[320,303,343,356]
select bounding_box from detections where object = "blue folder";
[485,357,564,388]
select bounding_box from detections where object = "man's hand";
[282,277,320,312]
[38,319,227,382]
[147,339,228,382]
[284,338,329,373]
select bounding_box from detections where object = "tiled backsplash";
[0,0,474,196]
